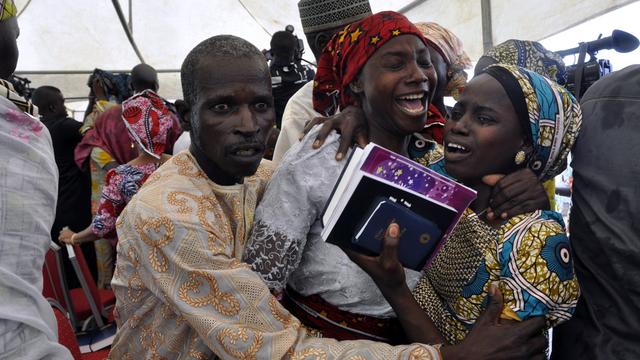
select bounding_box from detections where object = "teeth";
[402,105,425,114]
[235,149,257,156]
[447,143,467,151]
[397,93,424,100]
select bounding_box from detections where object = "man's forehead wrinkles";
[195,76,269,88]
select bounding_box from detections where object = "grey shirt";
[245,127,420,318]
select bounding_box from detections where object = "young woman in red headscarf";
[244,11,442,343]
[59,90,173,253]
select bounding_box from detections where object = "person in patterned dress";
[350,64,582,348]
[59,90,174,250]
[245,13,550,356]
[107,33,548,360]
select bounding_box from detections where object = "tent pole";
[111,0,145,63]
[481,0,493,53]
[128,0,133,33]
[398,0,427,14]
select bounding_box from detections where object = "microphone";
[556,29,639,57]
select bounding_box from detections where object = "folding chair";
[50,300,110,360]
[66,244,115,329]
[43,241,78,328]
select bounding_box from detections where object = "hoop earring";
[514,150,526,165]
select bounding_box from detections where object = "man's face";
[0,17,19,80]
[53,91,68,118]
[305,27,340,61]
[189,57,275,180]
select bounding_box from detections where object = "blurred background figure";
[31,85,96,286]
[268,27,314,129]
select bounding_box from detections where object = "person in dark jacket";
[552,65,640,360]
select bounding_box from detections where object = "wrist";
[70,233,77,244]
[439,345,461,360]
[378,281,411,301]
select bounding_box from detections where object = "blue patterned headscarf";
[483,64,582,181]
[483,40,568,85]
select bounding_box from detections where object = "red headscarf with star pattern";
[312,11,436,116]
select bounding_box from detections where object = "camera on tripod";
[284,25,306,62]
[9,74,34,100]
[264,25,306,63]
[556,29,638,98]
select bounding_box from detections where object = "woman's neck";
[368,121,411,157]
[466,180,493,215]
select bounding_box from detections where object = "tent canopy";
[13,0,636,103]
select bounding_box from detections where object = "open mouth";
[444,141,472,161]
[228,143,265,159]
[395,92,428,115]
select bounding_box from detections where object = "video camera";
[8,74,34,100]
[264,25,306,63]
[284,25,306,62]
[556,29,639,98]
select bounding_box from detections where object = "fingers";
[343,248,378,271]
[380,223,401,268]
[489,179,529,211]
[335,127,354,161]
[355,131,368,149]
[514,316,546,340]
[493,200,538,220]
[477,283,504,326]
[482,174,506,187]
[302,117,325,137]
[312,120,335,149]
[525,334,548,357]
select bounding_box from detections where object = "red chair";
[66,244,115,329]
[50,301,110,360]
[43,242,78,328]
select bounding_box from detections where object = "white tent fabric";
[12,0,414,101]
[12,0,636,104]
[403,0,637,62]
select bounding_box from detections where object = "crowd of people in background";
[0,0,639,359]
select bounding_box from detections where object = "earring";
[514,150,526,165]
[131,142,135,149]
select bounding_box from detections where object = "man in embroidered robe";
[109,34,546,360]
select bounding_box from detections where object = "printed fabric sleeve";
[243,148,323,293]
[116,196,442,360]
[91,168,124,238]
[488,211,580,325]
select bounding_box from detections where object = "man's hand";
[483,168,550,221]
[441,285,547,360]
[301,106,368,161]
[344,223,406,292]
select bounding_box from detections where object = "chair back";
[50,301,83,360]
[43,242,77,327]
[66,244,105,327]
